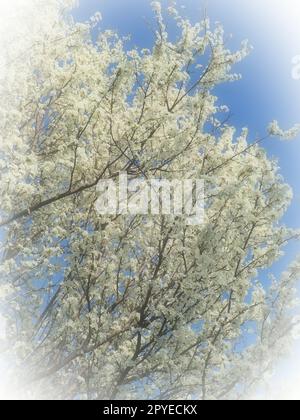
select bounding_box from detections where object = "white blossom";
[151,1,162,14]
[0,0,299,401]
[268,120,300,140]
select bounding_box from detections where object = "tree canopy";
[0,0,299,400]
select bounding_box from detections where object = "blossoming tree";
[0,0,299,400]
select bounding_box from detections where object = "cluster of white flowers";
[0,0,299,401]
[151,1,162,15]
[89,11,102,27]
[268,120,300,140]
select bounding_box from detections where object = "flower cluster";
[0,0,299,401]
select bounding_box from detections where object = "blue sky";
[72,0,300,397]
